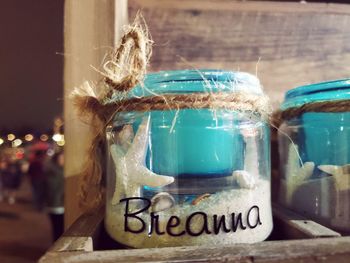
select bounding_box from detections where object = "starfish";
[283,144,314,205]
[318,164,350,191]
[286,144,314,184]
[110,117,175,205]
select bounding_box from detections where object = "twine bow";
[71,14,152,211]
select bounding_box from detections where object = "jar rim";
[125,69,263,99]
[282,78,350,110]
[144,69,257,84]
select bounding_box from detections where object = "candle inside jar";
[134,109,244,177]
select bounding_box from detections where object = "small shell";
[191,193,211,205]
[233,170,256,189]
[118,125,134,150]
[150,192,175,212]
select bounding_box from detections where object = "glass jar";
[105,69,273,248]
[277,79,350,233]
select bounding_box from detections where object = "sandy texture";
[105,179,272,248]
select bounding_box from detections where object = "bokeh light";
[57,140,65,147]
[52,133,64,142]
[12,138,22,147]
[24,134,34,142]
[7,133,15,141]
[40,134,49,142]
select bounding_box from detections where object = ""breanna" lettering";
[119,197,262,237]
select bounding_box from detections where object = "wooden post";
[63,0,128,228]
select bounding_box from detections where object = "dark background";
[0,0,347,134]
[0,0,64,134]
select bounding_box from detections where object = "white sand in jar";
[105,178,272,248]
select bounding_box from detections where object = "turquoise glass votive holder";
[278,79,350,233]
[282,79,350,166]
[106,69,273,247]
[122,69,265,177]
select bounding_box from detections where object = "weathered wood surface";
[48,206,104,252]
[56,1,350,262]
[40,236,350,262]
[272,203,341,239]
[130,0,350,105]
[48,237,94,253]
[64,0,128,228]
[49,203,341,253]
[40,202,346,261]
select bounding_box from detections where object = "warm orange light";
[54,117,64,127]
[40,134,49,142]
[25,134,34,142]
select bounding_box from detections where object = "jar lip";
[282,78,350,110]
[144,69,258,84]
[125,69,263,99]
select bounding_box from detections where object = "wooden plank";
[48,237,93,253]
[62,205,104,238]
[129,0,350,105]
[63,0,128,228]
[272,203,341,239]
[132,0,350,14]
[39,236,350,262]
[48,205,104,252]
[42,197,343,260]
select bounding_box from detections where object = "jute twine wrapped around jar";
[272,100,350,128]
[72,14,272,211]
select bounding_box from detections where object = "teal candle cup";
[281,79,350,166]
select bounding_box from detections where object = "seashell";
[191,193,211,205]
[118,124,134,150]
[150,192,175,212]
[233,170,256,189]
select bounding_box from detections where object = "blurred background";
[0,1,64,262]
[2,0,350,262]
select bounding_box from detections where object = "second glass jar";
[277,79,350,233]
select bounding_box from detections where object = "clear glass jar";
[105,70,273,248]
[277,79,350,233]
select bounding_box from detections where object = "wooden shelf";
[39,204,349,262]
